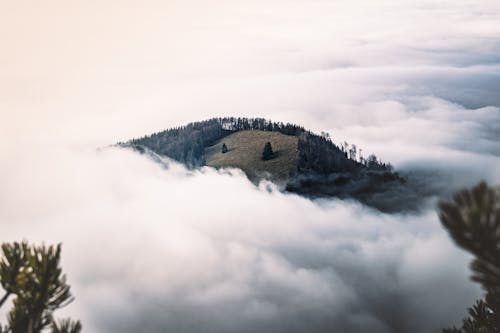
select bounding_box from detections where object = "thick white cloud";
[0,147,483,332]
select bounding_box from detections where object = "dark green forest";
[122,117,393,174]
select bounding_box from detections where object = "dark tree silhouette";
[262,142,273,160]
[0,242,81,333]
[221,143,228,154]
[438,182,500,332]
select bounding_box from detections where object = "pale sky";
[2,0,500,150]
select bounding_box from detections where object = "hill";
[121,117,418,212]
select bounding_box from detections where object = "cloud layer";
[0,148,483,332]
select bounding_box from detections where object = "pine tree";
[221,143,228,154]
[439,182,500,332]
[0,242,81,333]
[262,142,273,160]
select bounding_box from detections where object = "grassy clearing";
[205,130,299,182]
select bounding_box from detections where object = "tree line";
[123,117,392,174]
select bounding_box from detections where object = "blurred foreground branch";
[0,242,81,333]
[439,181,500,332]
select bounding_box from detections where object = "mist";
[1,0,500,332]
[0,147,484,332]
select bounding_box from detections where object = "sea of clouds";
[0,148,486,332]
[1,0,500,332]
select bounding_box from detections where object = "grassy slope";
[205,130,299,182]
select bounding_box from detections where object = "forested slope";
[123,117,391,172]
[121,117,413,212]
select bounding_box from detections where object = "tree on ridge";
[262,142,273,160]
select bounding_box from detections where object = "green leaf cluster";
[0,242,81,333]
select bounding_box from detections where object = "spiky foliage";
[439,182,500,332]
[0,243,26,307]
[51,318,82,333]
[0,242,81,333]
[439,182,500,293]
